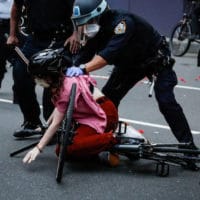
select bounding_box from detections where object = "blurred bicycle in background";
[169,0,200,56]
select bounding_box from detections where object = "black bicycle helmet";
[72,0,108,26]
[28,48,72,77]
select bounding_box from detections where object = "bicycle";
[169,0,200,56]
[55,118,200,179]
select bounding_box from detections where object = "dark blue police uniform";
[75,9,194,144]
[13,0,74,130]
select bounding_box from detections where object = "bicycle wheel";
[56,83,77,183]
[169,22,192,56]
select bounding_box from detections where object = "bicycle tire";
[169,22,192,56]
[56,83,77,183]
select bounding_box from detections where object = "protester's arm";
[23,108,65,164]
[37,108,64,150]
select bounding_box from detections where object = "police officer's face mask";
[83,24,100,38]
[35,78,50,88]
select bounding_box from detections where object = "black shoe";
[183,142,200,171]
[187,142,199,150]
[184,142,199,155]
[13,121,45,138]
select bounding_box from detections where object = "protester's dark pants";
[13,35,63,123]
[102,66,194,144]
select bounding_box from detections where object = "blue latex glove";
[66,66,84,77]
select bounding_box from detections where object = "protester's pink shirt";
[54,76,107,133]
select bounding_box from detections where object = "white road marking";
[1,97,199,135]
[119,117,200,135]
[0,98,13,104]
[175,85,200,91]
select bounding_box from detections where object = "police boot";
[182,142,200,171]
[13,121,45,138]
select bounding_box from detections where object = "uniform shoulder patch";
[114,21,126,34]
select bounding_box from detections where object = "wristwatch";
[80,64,87,74]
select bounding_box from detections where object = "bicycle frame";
[111,121,200,176]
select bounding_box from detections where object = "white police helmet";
[72,0,108,26]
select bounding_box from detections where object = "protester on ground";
[22,48,120,166]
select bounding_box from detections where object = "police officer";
[7,0,80,137]
[0,0,13,89]
[66,0,199,169]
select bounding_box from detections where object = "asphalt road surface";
[0,53,200,200]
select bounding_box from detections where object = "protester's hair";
[50,73,65,104]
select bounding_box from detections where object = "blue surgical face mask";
[83,23,100,38]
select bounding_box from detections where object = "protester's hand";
[23,146,41,164]
[66,66,84,77]
[64,31,80,54]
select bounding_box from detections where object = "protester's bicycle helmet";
[28,48,72,77]
[72,0,108,26]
